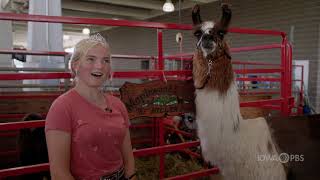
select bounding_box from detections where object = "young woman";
[45,34,136,180]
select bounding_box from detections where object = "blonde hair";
[69,33,110,75]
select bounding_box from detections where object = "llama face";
[192,4,232,58]
[193,21,218,57]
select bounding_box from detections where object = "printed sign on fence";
[119,80,195,119]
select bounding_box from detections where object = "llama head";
[192,4,232,58]
[191,4,234,92]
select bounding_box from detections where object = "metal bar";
[261,105,281,110]
[147,76,191,81]
[164,167,219,180]
[164,57,193,61]
[177,149,202,159]
[0,12,286,36]
[0,114,43,119]
[239,91,280,95]
[231,44,282,53]
[0,72,71,80]
[0,84,69,88]
[287,43,293,108]
[236,77,281,82]
[1,47,283,68]
[159,118,165,179]
[0,70,283,82]
[0,119,154,130]
[0,142,202,178]
[232,60,280,66]
[113,70,192,78]
[0,113,47,119]
[158,44,283,59]
[112,54,154,59]
[0,49,66,56]
[163,57,282,66]
[234,68,282,74]
[133,141,200,157]
[229,27,286,37]
[0,120,45,131]
[0,67,66,72]
[240,83,279,88]
[130,124,153,129]
[163,54,193,61]
[280,38,289,115]
[243,64,247,94]
[240,99,283,107]
[0,163,50,177]
[157,29,164,70]
[165,127,194,138]
[299,65,304,114]
[0,49,153,60]
[0,12,192,30]
[0,94,60,99]
[0,70,284,82]
[0,71,192,81]
[280,39,286,115]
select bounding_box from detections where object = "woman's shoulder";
[51,89,77,107]
[46,89,77,132]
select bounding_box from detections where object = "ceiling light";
[163,0,175,12]
[65,47,74,53]
[63,35,70,40]
[82,28,90,35]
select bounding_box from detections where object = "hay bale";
[135,153,210,179]
[165,153,204,177]
[135,156,159,179]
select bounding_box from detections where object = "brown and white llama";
[192,4,287,180]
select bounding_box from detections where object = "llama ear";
[192,4,202,26]
[219,3,232,32]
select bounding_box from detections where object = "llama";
[192,4,287,180]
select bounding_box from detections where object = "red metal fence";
[0,11,293,179]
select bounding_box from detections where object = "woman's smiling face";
[74,44,111,88]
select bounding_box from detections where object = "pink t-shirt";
[45,88,129,180]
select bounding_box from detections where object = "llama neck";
[193,48,234,94]
[194,44,243,133]
[196,81,243,137]
[206,53,234,94]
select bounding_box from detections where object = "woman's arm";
[46,130,75,180]
[121,129,136,180]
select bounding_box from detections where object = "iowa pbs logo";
[257,153,304,163]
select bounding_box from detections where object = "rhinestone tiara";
[87,33,108,46]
